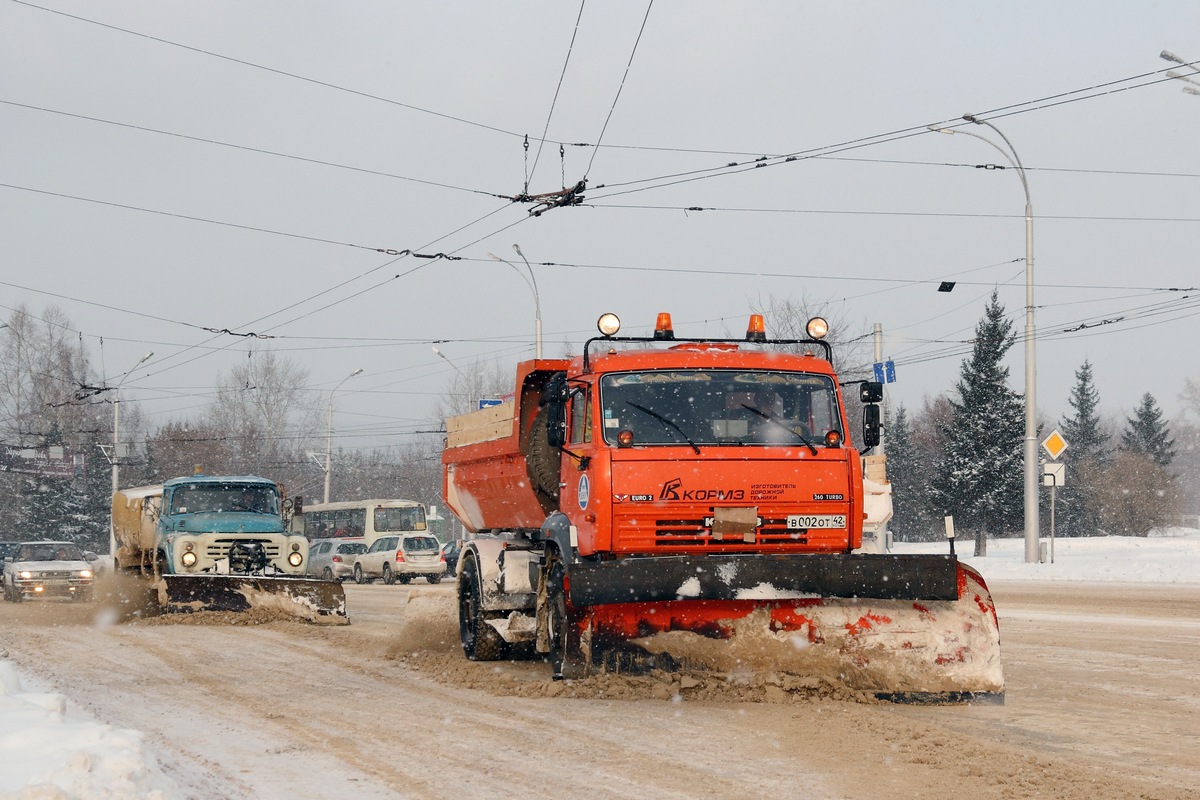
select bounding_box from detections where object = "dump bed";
[442,359,570,533]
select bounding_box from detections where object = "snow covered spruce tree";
[1097,392,1180,536]
[886,403,939,541]
[928,291,1024,556]
[1057,360,1110,537]
[1121,392,1175,468]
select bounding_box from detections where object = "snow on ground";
[1,527,1197,798]
[0,659,176,799]
[894,527,1200,584]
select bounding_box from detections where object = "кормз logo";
[660,477,682,501]
[659,477,745,502]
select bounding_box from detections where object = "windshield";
[599,370,843,447]
[401,535,439,553]
[168,484,279,515]
[374,506,426,532]
[17,543,85,561]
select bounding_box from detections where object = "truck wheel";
[527,406,562,505]
[382,564,395,585]
[547,562,588,679]
[353,564,366,584]
[459,556,504,661]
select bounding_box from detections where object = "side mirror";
[862,404,881,449]
[859,381,884,404]
[546,402,566,447]
[542,372,569,447]
[543,373,569,404]
[84,551,98,562]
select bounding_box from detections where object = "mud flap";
[159,575,348,624]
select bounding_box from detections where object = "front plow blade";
[592,563,1004,703]
[158,575,348,624]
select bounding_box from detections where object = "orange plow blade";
[577,561,1004,703]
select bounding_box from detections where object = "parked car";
[353,534,446,585]
[0,541,21,577]
[3,540,95,603]
[440,539,464,577]
[307,538,367,582]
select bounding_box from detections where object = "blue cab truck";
[112,475,346,622]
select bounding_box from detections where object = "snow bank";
[894,527,1200,584]
[0,660,176,799]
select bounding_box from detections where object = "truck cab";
[156,476,308,576]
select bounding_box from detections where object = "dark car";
[440,539,464,577]
[0,541,21,576]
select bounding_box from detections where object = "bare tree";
[433,357,513,420]
[749,292,870,378]
[1097,450,1180,536]
[205,349,321,474]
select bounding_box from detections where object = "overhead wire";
[584,0,653,179]
[0,100,508,200]
[527,0,587,191]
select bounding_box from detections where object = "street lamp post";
[324,368,363,504]
[1161,50,1200,95]
[488,244,543,359]
[110,351,153,555]
[930,116,1040,564]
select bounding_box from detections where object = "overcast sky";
[2,1,1198,454]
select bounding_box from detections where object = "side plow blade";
[158,575,348,624]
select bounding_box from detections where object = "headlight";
[18,571,32,579]
[78,569,93,579]
[287,552,303,567]
[181,551,198,567]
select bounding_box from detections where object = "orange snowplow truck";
[443,312,1003,701]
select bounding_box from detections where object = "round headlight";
[805,317,829,340]
[181,551,198,567]
[288,551,304,567]
[19,571,32,580]
[78,569,93,579]
[597,313,621,336]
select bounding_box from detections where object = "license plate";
[786,514,846,530]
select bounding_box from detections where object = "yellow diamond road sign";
[1042,429,1069,460]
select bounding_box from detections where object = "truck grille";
[204,538,282,559]
[612,507,849,553]
[653,517,806,546]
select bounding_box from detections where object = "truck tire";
[458,556,504,661]
[382,563,395,585]
[548,562,588,679]
[526,406,561,507]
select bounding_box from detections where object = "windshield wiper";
[741,404,819,455]
[626,402,702,454]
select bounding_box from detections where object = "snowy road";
[2,579,1197,800]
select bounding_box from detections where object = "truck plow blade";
[577,561,1003,703]
[158,575,348,624]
